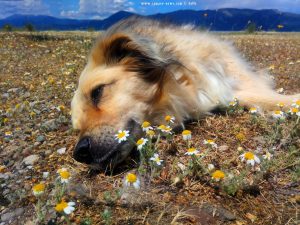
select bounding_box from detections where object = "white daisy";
[165,115,175,123]
[124,173,140,189]
[141,121,153,132]
[57,168,71,184]
[157,125,172,134]
[263,151,273,161]
[150,153,163,166]
[32,183,45,196]
[115,130,130,143]
[289,107,299,116]
[182,130,192,141]
[291,99,300,108]
[55,200,75,214]
[136,138,148,150]
[249,107,258,114]
[203,139,217,148]
[240,152,261,166]
[184,147,199,156]
[272,110,285,120]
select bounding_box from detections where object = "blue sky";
[1,0,300,19]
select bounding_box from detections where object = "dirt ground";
[0,31,299,225]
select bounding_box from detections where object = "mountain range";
[1,8,300,31]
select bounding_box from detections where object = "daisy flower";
[276,102,285,108]
[56,105,65,112]
[263,151,273,161]
[57,168,71,184]
[182,130,192,140]
[240,152,261,166]
[249,107,258,114]
[124,173,140,189]
[272,110,285,120]
[165,115,175,123]
[203,139,217,148]
[4,131,13,138]
[55,200,75,214]
[146,130,155,139]
[157,125,172,134]
[136,138,148,150]
[115,130,130,143]
[291,99,300,108]
[150,153,163,166]
[141,121,153,132]
[32,183,45,196]
[184,147,199,156]
[229,101,237,107]
[212,170,225,181]
[289,107,300,116]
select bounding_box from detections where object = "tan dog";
[71,18,299,170]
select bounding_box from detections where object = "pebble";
[22,154,40,166]
[41,119,58,132]
[1,208,24,222]
[36,135,45,143]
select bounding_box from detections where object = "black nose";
[73,137,93,164]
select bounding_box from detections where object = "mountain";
[0,9,300,31]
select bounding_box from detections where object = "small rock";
[22,154,40,166]
[7,88,20,93]
[218,145,229,151]
[57,147,66,154]
[41,119,58,132]
[34,142,41,147]
[1,212,14,222]
[2,93,9,99]
[36,135,45,143]
[14,208,24,217]
[45,150,52,156]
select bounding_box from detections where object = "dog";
[71,17,299,170]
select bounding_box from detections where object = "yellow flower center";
[5,131,12,136]
[136,139,144,145]
[295,100,300,106]
[59,171,70,179]
[165,115,172,121]
[142,121,150,128]
[3,118,8,123]
[147,130,155,136]
[15,104,21,109]
[274,110,281,115]
[158,125,166,130]
[250,107,257,111]
[236,133,246,141]
[126,173,137,183]
[55,201,68,212]
[244,152,255,160]
[182,130,191,135]
[212,170,225,179]
[154,157,161,163]
[278,102,284,107]
[187,148,196,153]
[33,183,45,193]
[117,132,126,139]
[292,108,299,113]
[207,139,214,143]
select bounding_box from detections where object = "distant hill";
[1,9,300,31]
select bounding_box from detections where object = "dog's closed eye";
[91,85,105,106]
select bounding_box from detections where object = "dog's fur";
[71,18,299,169]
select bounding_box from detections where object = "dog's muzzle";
[73,120,142,170]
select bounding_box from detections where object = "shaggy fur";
[71,18,299,169]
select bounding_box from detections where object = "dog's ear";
[93,33,178,83]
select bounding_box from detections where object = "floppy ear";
[93,33,178,83]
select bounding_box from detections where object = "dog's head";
[71,32,181,170]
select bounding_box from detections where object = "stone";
[1,212,14,222]
[41,119,58,132]
[36,135,45,143]
[22,154,39,166]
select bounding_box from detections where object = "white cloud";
[197,0,300,13]
[0,0,49,18]
[60,0,135,19]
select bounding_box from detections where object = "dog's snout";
[73,137,93,164]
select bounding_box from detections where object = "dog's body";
[71,18,299,169]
